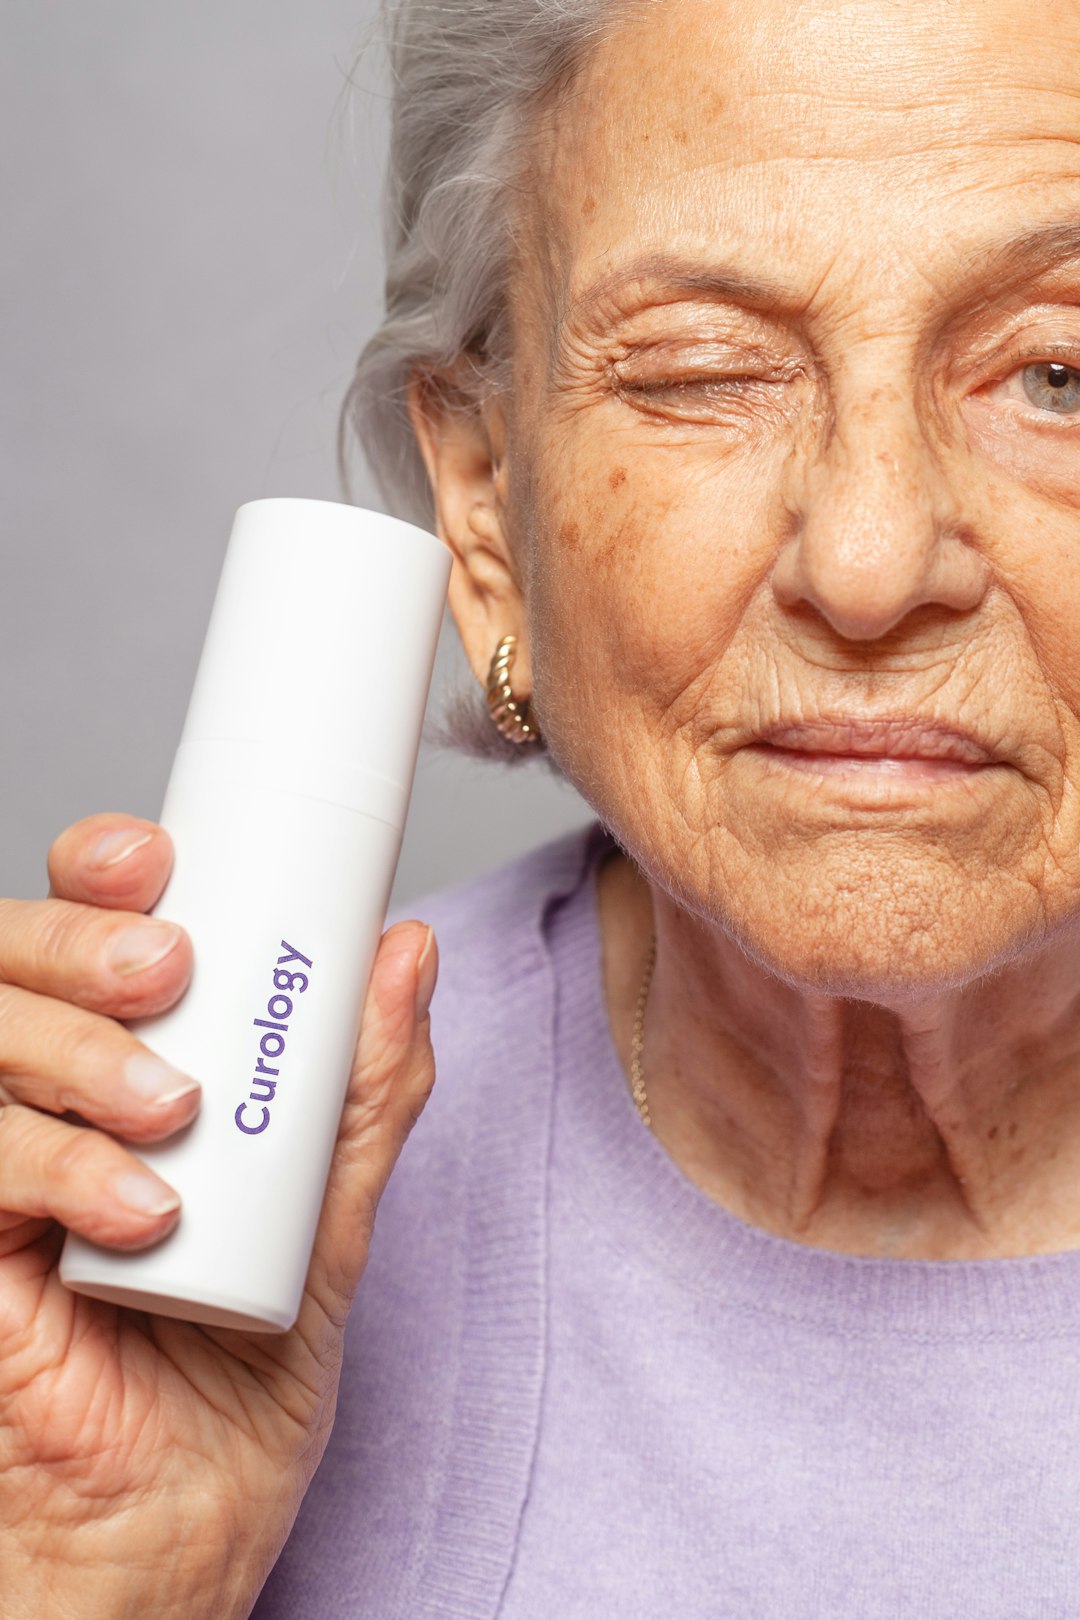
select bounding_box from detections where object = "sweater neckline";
[545,819,1080,1340]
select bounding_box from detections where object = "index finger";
[46,813,175,913]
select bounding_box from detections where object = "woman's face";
[491,0,1080,997]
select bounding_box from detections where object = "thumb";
[302,919,438,1326]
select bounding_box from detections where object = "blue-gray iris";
[1024,360,1080,412]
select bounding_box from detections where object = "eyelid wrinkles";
[569,293,1080,424]
[611,345,802,381]
[611,333,790,365]
[569,289,786,351]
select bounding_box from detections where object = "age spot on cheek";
[559,519,582,551]
[608,465,628,492]
[582,194,597,219]
[594,521,626,574]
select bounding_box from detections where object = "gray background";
[1,1,592,911]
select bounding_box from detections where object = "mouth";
[746,718,1001,781]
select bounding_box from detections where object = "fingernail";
[124,1050,200,1108]
[415,926,437,1019]
[112,1170,181,1217]
[107,920,183,977]
[91,828,155,869]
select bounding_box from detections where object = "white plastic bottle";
[59,497,451,1332]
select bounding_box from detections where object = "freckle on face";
[608,465,628,491]
[594,522,622,573]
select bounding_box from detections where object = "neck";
[598,846,1080,1259]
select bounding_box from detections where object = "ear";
[406,360,532,694]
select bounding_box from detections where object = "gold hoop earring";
[486,634,542,746]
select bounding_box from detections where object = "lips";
[751,718,999,767]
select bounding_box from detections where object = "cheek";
[525,426,785,723]
[955,433,1080,712]
[964,395,1080,516]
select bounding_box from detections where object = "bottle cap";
[176,498,452,828]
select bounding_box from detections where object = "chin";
[731,911,1028,1006]
[680,838,1048,1006]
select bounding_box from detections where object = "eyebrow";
[564,223,1080,329]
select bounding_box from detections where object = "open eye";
[990,355,1080,420]
[1017,360,1080,415]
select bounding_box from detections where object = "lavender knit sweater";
[250,820,1080,1618]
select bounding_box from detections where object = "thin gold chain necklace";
[629,930,658,1129]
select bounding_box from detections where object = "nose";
[770,388,989,640]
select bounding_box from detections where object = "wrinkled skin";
[411,0,1080,1259]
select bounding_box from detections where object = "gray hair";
[336,0,633,768]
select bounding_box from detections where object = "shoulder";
[383,818,604,1078]
[381,815,603,1140]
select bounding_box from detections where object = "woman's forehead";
[546,0,1080,154]
[523,0,1080,319]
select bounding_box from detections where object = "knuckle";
[399,1089,429,1137]
[34,900,92,979]
[49,1120,106,1190]
[0,985,113,1111]
[57,1016,116,1100]
[0,1103,49,1192]
[0,1098,26,1156]
[396,1048,437,1138]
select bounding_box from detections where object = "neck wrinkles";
[600,843,1080,1259]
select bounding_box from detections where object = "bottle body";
[59,748,403,1332]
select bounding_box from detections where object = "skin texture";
[410,0,1080,1260]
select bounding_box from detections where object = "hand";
[0,812,438,1620]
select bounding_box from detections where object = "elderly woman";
[5,0,1080,1611]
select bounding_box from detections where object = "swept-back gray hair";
[337,0,633,768]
